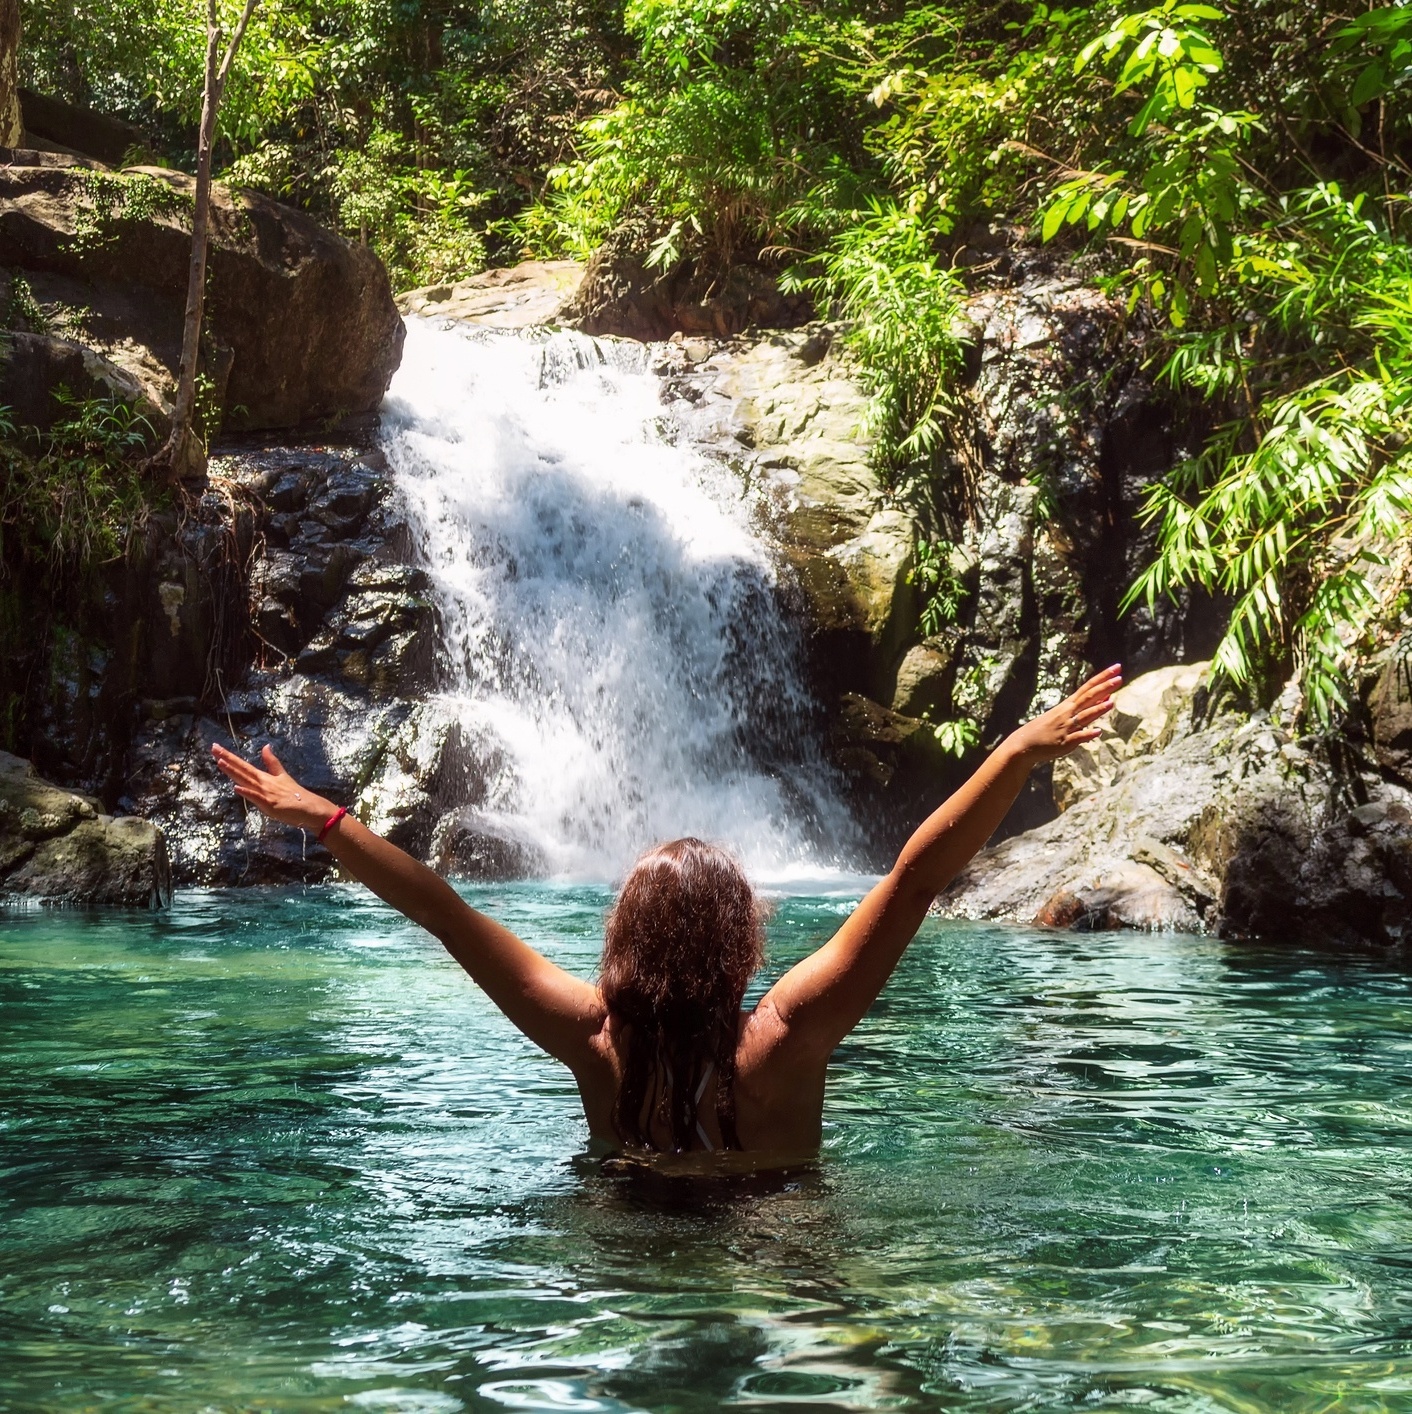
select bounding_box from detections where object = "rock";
[658,325,895,694]
[938,663,1412,947]
[0,328,167,434]
[19,90,149,166]
[399,260,583,326]
[0,157,403,433]
[0,751,170,906]
[1369,640,1412,778]
[892,638,957,717]
[1052,660,1208,810]
[118,445,438,886]
[434,808,546,880]
[830,692,951,802]
[566,221,810,340]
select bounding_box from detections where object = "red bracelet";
[317,806,349,843]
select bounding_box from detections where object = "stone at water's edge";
[937,663,1412,949]
[0,752,170,907]
[1050,661,1209,811]
[0,152,403,433]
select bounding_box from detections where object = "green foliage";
[1,275,47,334]
[908,535,965,638]
[68,170,192,254]
[927,714,980,757]
[784,200,966,497]
[526,0,868,268]
[20,0,1412,716]
[0,391,158,577]
[21,0,623,288]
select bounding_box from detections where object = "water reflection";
[7,888,1412,1411]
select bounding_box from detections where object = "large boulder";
[937,663,1412,948]
[19,90,149,166]
[0,751,170,906]
[1051,660,1208,810]
[0,152,403,433]
[656,326,911,693]
[0,327,166,432]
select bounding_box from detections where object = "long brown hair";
[600,838,764,1152]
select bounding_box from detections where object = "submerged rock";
[0,153,403,434]
[0,751,170,906]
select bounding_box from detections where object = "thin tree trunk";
[156,0,260,482]
[0,0,23,149]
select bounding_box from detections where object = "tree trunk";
[153,0,261,484]
[0,0,23,149]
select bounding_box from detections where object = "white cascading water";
[378,317,860,885]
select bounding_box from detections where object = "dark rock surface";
[0,750,170,906]
[19,89,149,166]
[119,446,438,885]
[0,153,403,434]
[0,327,165,432]
[566,223,811,340]
[647,253,1217,852]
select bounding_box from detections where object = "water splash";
[376,318,859,884]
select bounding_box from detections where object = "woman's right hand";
[212,743,337,833]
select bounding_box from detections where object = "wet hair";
[600,838,764,1152]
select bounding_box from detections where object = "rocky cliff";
[0,750,169,906]
[937,655,1412,950]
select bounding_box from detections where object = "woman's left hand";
[212,743,336,832]
[1005,664,1122,765]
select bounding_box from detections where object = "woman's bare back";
[575,1000,827,1159]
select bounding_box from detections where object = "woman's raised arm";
[211,744,605,1067]
[754,666,1122,1064]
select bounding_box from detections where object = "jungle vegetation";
[16,0,1412,722]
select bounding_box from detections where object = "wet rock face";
[0,153,403,434]
[646,264,1217,853]
[944,263,1218,745]
[0,751,170,906]
[120,446,438,886]
[938,663,1412,949]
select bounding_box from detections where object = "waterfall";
[376,318,860,885]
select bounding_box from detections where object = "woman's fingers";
[212,743,277,796]
[1073,699,1114,727]
[1074,664,1122,703]
[211,745,260,784]
[261,745,288,776]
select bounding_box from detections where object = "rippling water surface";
[5,887,1412,1412]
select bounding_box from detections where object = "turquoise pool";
[4,886,1412,1411]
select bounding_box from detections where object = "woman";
[212,664,1120,1165]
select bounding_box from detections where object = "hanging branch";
[152,0,261,483]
